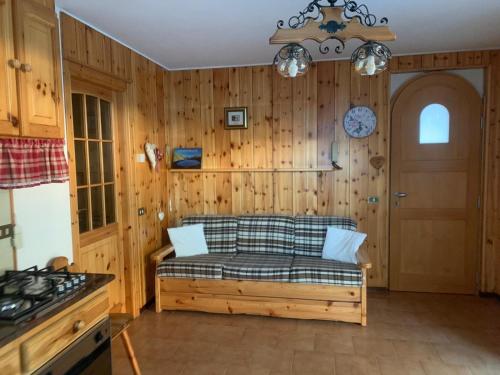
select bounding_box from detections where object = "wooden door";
[0,0,19,136]
[14,0,63,138]
[390,73,482,294]
[69,82,125,312]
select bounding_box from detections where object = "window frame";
[419,103,450,145]
[71,89,117,235]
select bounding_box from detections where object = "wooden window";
[72,93,115,234]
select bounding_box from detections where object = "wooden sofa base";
[155,274,367,326]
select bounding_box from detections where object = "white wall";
[12,182,73,269]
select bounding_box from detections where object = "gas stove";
[0,266,88,324]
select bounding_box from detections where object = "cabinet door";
[0,0,19,136]
[14,0,63,138]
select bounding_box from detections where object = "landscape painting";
[172,148,202,169]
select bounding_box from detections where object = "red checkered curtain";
[0,138,69,189]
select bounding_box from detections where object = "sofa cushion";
[294,216,358,257]
[157,253,235,279]
[237,215,295,255]
[182,215,237,253]
[222,253,293,282]
[290,256,363,286]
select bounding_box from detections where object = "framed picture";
[224,107,248,129]
[172,148,202,169]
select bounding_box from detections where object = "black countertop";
[0,273,114,348]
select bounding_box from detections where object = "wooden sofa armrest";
[150,244,175,267]
[357,249,372,269]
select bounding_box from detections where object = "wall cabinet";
[0,0,63,138]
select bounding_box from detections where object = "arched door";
[390,73,482,294]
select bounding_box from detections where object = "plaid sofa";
[157,215,363,287]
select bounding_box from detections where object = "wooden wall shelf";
[168,167,337,173]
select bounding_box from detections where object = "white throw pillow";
[321,226,367,264]
[167,224,208,257]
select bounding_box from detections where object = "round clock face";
[343,106,377,138]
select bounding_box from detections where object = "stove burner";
[0,297,23,313]
[0,266,88,324]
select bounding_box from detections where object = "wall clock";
[343,106,377,138]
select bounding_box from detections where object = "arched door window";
[419,103,450,144]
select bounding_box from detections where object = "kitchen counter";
[0,273,114,348]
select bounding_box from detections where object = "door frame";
[388,70,488,294]
[62,60,142,316]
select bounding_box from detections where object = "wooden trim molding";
[66,60,128,92]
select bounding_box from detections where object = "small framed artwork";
[224,107,248,129]
[172,148,202,169]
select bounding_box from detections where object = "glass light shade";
[274,43,312,78]
[351,42,392,76]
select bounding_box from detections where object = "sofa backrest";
[236,215,295,255]
[182,215,238,253]
[294,216,357,257]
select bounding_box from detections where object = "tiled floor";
[112,291,500,374]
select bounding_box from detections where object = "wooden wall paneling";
[215,172,232,214]
[333,61,351,217]
[230,67,255,214]
[117,83,141,316]
[317,62,335,215]
[292,65,318,215]
[432,52,459,69]
[111,40,132,81]
[273,71,294,214]
[156,66,169,245]
[349,67,370,245]
[483,52,500,293]
[183,70,204,218]
[229,67,242,169]
[457,51,485,68]
[200,69,216,168]
[60,13,86,64]
[239,67,254,168]
[395,55,422,72]
[252,66,274,213]
[169,71,185,148]
[366,71,389,287]
[85,25,112,74]
[213,69,231,168]
[131,54,159,304]
[203,172,218,214]
[252,66,273,169]
[254,172,274,213]
[183,70,202,148]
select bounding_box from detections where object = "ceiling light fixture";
[270,0,396,78]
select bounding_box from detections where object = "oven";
[33,318,111,375]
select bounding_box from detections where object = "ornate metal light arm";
[271,0,395,55]
[277,0,388,30]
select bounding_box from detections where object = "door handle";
[393,192,408,198]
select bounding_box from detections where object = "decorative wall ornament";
[224,107,248,129]
[172,148,202,169]
[270,0,396,77]
[343,106,377,138]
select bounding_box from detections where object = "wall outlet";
[138,207,146,216]
[136,153,146,163]
[368,196,379,204]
